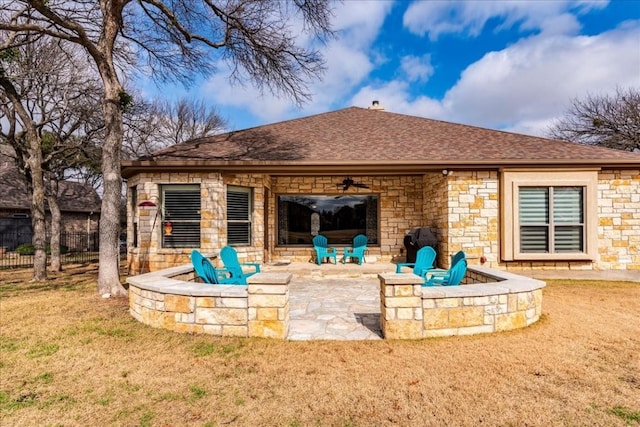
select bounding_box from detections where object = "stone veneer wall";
[501,168,640,271]
[379,266,545,339]
[126,168,639,274]
[126,172,267,274]
[424,171,499,269]
[127,265,291,338]
[597,169,640,270]
[270,175,429,263]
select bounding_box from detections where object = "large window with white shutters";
[227,186,252,245]
[161,185,201,248]
[501,171,597,261]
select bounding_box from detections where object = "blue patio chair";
[425,250,466,276]
[220,246,261,285]
[312,234,337,265]
[190,250,234,284]
[395,246,436,276]
[423,259,468,286]
[342,234,368,264]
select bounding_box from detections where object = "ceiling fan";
[337,177,369,191]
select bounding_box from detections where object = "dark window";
[519,186,584,253]
[227,186,252,245]
[161,185,201,248]
[277,195,378,245]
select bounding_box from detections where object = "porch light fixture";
[442,169,452,176]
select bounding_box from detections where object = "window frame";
[276,193,380,246]
[501,170,598,261]
[160,184,201,249]
[226,185,252,246]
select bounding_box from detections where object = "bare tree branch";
[548,87,640,152]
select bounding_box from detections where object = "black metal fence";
[0,231,101,270]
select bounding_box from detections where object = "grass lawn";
[1,265,639,426]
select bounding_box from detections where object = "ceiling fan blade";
[353,183,369,188]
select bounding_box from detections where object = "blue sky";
[142,0,640,138]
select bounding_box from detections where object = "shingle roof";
[124,107,640,172]
[0,145,101,213]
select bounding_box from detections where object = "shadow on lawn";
[0,264,106,298]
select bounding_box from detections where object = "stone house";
[121,106,640,275]
[0,145,101,250]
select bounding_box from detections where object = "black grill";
[403,227,438,263]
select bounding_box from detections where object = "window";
[277,195,378,245]
[161,185,201,248]
[519,187,584,253]
[501,170,597,261]
[227,186,252,245]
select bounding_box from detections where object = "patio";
[263,261,391,340]
[128,258,634,341]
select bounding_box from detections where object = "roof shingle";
[131,107,640,166]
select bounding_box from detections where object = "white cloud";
[403,0,608,39]
[351,20,639,137]
[197,0,393,127]
[351,81,444,118]
[400,55,434,82]
[440,22,640,135]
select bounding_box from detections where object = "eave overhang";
[121,158,640,179]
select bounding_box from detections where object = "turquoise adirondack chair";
[423,259,468,286]
[395,246,436,276]
[342,234,368,264]
[220,246,261,285]
[190,250,235,284]
[312,234,337,265]
[425,250,466,277]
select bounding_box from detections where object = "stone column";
[247,272,292,339]
[378,273,424,339]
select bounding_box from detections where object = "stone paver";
[287,277,382,341]
[265,261,638,341]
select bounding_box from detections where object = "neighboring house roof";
[122,107,640,177]
[0,145,101,213]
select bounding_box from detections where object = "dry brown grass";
[1,266,639,427]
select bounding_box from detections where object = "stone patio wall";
[379,266,545,339]
[127,265,291,338]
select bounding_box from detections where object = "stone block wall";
[378,267,545,339]
[127,267,290,338]
[270,175,429,263]
[379,273,424,339]
[126,172,267,274]
[502,168,640,271]
[129,281,250,336]
[125,167,639,274]
[446,171,499,268]
[597,169,640,270]
[420,287,543,338]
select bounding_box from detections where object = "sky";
[141,0,640,138]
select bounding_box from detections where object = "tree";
[122,97,226,160]
[548,87,640,152]
[1,1,333,297]
[0,54,48,281]
[0,36,104,280]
